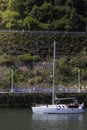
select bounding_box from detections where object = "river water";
[0,108,87,130]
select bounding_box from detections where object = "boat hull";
[32,104,84,114]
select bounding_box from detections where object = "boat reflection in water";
[32,113,85,130]
[32,113,84,121]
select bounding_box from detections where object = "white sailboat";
[32,41,84,114]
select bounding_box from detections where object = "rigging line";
[38,94,52,102]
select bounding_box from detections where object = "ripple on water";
[32,113,87,130]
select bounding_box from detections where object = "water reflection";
[32,113,86,130]
[0,108,86,130]
[32,113,84,121]
[0,108,32,130]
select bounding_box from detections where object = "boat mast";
[52,41,56,105]
[11,69,14,93]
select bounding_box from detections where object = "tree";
[72,0,85,15]
[55,0,66,5]
[8,0,25,18]
[30,3,54,23]
[23,16,40,30]
[69,9,85,31]
[2,10,20,29]
[0,0,86,31]
[0,0,8,11]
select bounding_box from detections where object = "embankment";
[0,93,87,108]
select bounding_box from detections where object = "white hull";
[32,104,84,114]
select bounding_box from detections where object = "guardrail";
[0,30,87,35]
[0,88,87,93]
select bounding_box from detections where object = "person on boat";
[68,101,79,108]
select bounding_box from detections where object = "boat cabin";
[55,97,79,108]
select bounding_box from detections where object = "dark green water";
[0,108,87,130]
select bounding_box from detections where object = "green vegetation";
[0,0,87,90]
[56,49,87,87]
[0,0,87,31]
[0,31,87,90]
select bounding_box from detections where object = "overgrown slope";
[0,31,87,90]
